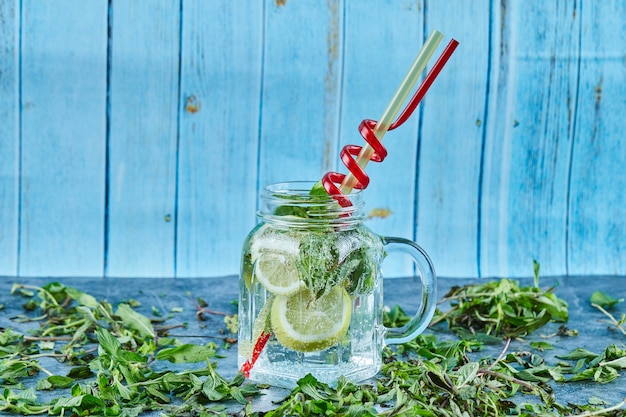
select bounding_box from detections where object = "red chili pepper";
[240,330,271,377]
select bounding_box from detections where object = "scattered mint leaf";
[66,366,93,380]
[156,344,216,363]
[434,275,568,338]
[530,341,554,351]
[0,328,24,345]
[50,394,104,415]
[383,304,411,328]
[17,288,34,298]
[590,291,623,309]
[96,327,122,358]
[115,303,154,339]
[37,341,54,351]
[128,298,141,308]
[533,259,541,288]
[65,286,99,308]
[3,279,625,416]
[35,378,52,391]
[556,347,597,361]
[452,329,503,344]
[588,396,609,405]
[455,362,479,388]
[39,375,74,390]
[0,388,46,414]
[197,296,208,308]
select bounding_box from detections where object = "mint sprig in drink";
[238,182,436,388]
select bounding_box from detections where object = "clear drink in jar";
[238,222,384,388]
[238,181,437,388]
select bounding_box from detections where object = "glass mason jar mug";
[238,182,436,388]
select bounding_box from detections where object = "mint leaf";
[96,327,121,358]
[590,291,623,309]
[274,205,309,218]
[65,286,100,308]
[50,394,104,415]
[37,375,74,390]
[309,181,328,197]
[455,362,479,388]
[66,366,93,380]
[435,276,568,338]
[115,303,154,339]
[383,304,411,328]
[602,356,626,369]
[556,347,597,361]
[530,341,554,351]
[296,232,340,296]
[156,344,216,364]
[297,373,330,401]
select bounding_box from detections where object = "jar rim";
[263,180,362,194]
[257,181,365,228]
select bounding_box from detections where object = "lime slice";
[271,286,352,352]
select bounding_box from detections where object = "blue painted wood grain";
[0,0,18,276]
[340,0,423,277]
[568,0,626,275]
[18,0,108,277]
[257,0,343,187]
[481,1,581,278]
[106,0,181,278]
[176,1,263,277]
[0,0,625,279]
[417,0,490,278]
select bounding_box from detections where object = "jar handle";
[381,237,437,345]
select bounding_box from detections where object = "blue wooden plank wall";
[1,0,625,279]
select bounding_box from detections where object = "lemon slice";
[250,230,304,295]
[271,286,352,352]
[254,252,305,295]
[250,227,299,261]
